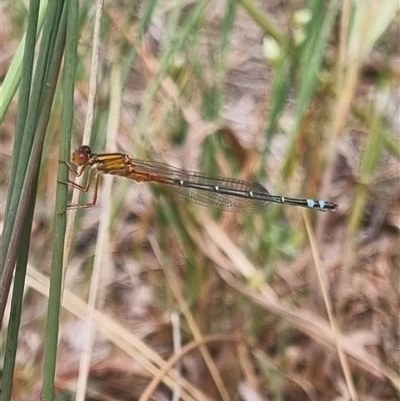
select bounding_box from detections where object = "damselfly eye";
[80,145,91,155]
[72,145,92,165]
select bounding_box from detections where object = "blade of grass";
[26,265,210,401]
[62,0,104,274]
[239,0,288,145]
[41,0,78,398]
[264,41,294,145]
[349,111,384,236]
[295,0,339,125]
[0,201,35,401]
[0,0,41,316]
[4,0,67,317]
[138,0,161,36]
[348,0,399,62]
[136,0,209,139]
[239,0,283,44]
[0,0,48,122]
[281,0,340,180]
[319,0,399,222]
[75,63,121,401]
[120,0,161,86]
[202,0,238,121]
[304,211,359,401]
[1,1,67,399]
[150,236,232,401]
[337,107,385,313]
[140,334,241,401]
[0,0,65,299]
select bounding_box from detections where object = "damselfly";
[66,145,337,212]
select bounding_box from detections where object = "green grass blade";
[41,0,78,397]
[1,0,68,398]
[295,0,340,127]
[1,200,35,401]
[239,0,282,43]
[0,0,40,283]
[265,39,294,144]
[280,0,340,178]
[0,0,65,321]
[136,0,209,138]
[38,7,73,401]
[0,0,48,121]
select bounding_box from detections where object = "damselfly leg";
[64,160,100,209]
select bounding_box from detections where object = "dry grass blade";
[139,334,242,401]
[149,236,232,401]
[304,212,358,401]
[26,265,210,401]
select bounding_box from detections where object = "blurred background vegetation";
[0,0,399,400]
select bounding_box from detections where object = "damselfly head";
[72,145,92,165]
